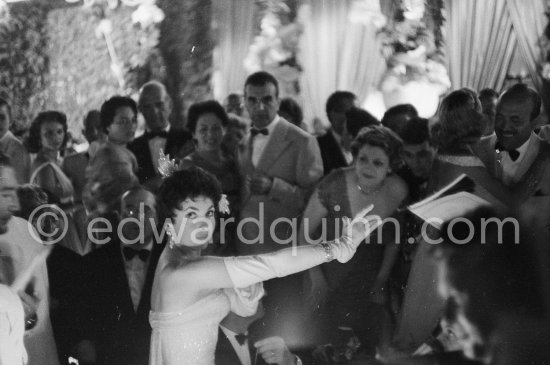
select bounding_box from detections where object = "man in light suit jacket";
[235,71,323,255]
[475,84,550,199]
[0,98,30,184]
[128,81,193,189]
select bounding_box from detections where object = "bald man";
[77,186,165,365]
[128,81,193,189]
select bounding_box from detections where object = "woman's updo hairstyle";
[157,166,222,223]
[351,124,403,171]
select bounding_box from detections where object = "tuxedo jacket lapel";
[237,135,256,204]
[215,328,244,365]
[103,243,136,318]
[129,136,155,183]
[515,135,541,183]
[137,241,164,315]
[256,121,291,173]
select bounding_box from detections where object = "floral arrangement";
[377,0,450,96]
[244,0,303,97]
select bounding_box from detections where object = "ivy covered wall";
[43,4,162,134]
[0,3,48,135]
[157,0,213,128]
[1,0,214,136]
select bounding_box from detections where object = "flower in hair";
[157,149,180,178]
[219,194,230,214]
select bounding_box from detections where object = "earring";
[166,229,175,249]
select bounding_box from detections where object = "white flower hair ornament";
[157,149,181,178]
[218,194,230,215]
[157,149,231,215]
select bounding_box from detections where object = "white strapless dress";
[149,284,264,365]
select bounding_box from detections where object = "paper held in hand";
[407,174,491,230]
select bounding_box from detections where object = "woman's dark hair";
[26,111,69,154]
[100,96,138,134]
[345,107,379,139]
[157,166,222,224]
[351,124,403,170]
[400,117,431,145]
[279,97,303,125]
[187,100,229,133]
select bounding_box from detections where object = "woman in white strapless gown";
[149,166,380,365]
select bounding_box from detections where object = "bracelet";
[320,243,335,262]
[25,313,38,331]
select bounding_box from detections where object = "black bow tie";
[251,128,268,136]
[145,130,168,139]
[235,333,248,345]
[495,142,520,161]
[123,247,150,261]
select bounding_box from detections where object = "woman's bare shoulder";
[385,174,409,199]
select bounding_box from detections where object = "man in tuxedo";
[316,91,356,175]
[475,84,550,197]
[216,303,303,365]
[76,186,164,365]
[0,98,30,184]
[236,71,323,255]
[128,81,193,189]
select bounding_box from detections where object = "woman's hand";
[343,204,382,246]
[330,204,382,263]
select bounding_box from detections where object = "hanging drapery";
[505,0,547,91]
[211,0,255,100]
[443,0,516,91]
[298,0,386,127]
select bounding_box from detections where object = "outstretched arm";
[175,205,380,290]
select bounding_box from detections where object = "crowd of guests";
[0,70,549,365]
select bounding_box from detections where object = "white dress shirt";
[219,325,251,365]
[121,241,153,312]
[148,125,170,174]
[252,116,280,167]
[498,134,534,186]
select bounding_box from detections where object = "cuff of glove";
[320,243,335,262]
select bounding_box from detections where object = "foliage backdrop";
[0,3,48,135]
[44,4,161,135]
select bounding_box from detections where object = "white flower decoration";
[218,194,230,215]
[157,149,180,178]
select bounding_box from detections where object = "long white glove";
[224,205,380,288]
